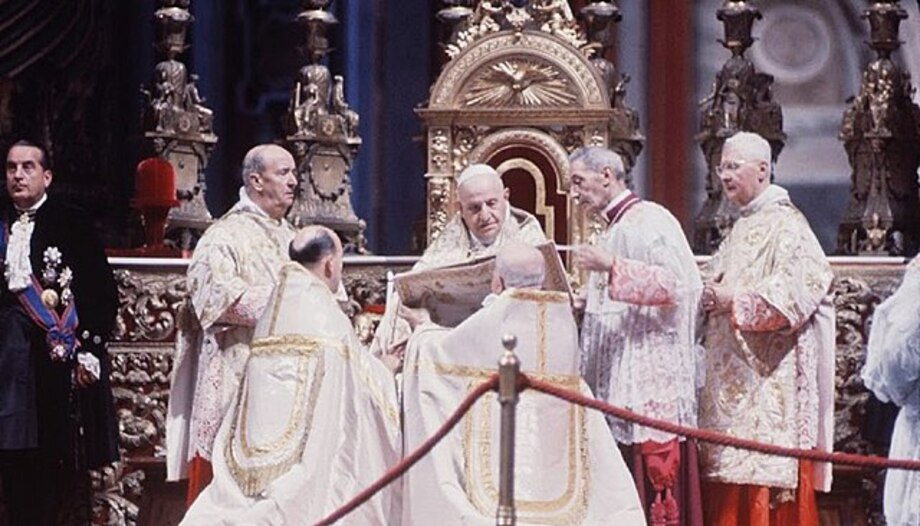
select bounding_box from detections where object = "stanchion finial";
[496,332,519,525]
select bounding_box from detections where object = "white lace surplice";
[698,185,835,491]
[580,201,703,445]
[166,198,295,480]
[862,256,920,526]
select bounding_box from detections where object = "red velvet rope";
[523,375,920,472]
[316,371,920,524]
[314,375,499,526]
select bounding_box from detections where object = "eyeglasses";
[716,160,750,176]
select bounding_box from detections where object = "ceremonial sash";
[0,220,81,362]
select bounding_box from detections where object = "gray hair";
[723,132,772,166]
[569,146,626,181]
[496,243,546,289]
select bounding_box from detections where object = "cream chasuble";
[402,288,646,525]
[167,196,295,480]
[370,206,546,355]
[861,255,920,526]
[181,263,401,525]
[580,199,703,444]
[699,185,835,491]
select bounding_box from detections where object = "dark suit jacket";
[0,198,119,469]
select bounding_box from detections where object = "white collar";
[739,184,789,217]
[237,187,271,219]
[14,193,48,215]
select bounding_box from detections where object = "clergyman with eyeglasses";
[698,131,836,525]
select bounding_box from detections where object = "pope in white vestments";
[862,255,920,526]
[167,144,298,499]
[370,163,545,356]
[400,244,646,525]
[181,226,401,525]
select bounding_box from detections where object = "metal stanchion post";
[496,334,520,526]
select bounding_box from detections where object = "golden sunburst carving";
[463,60,578,108]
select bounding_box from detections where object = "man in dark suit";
[0,140,119,525]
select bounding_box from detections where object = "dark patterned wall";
[1,1,435,254]
[0,0,154,247]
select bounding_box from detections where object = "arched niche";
[419,28,638,247]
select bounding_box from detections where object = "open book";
[394,242,572,327]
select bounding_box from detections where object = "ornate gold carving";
[113,269,188,343]
[141,2,215,141]
[93,345,173,525]
[343,266,392,308]
[427,177,453,242]
[110,348,172,452]
[432,33,607,110]
[424,1,642,252]
[463,59,578,108]
[429,128,451,172]
[830,265,903,525]
[547,126,584,153]
[587,126,606,147]
[444,0,588,61]
[91,463,142,526]
[452,125,491,174]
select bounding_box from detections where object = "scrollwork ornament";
[113,269,189,343]
[433,32,606,109]
[452,125,491,173]
[443,0,588,60]
[428,177,453,241]
[429,128,451,172]
[548,126,584,153]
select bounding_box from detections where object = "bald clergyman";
[181,226,401,525]
[167,144,299,503]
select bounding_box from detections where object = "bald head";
[289,226,344,292]
[241,144,297,220]
[456,164,509,246]
[492,243,546,293]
